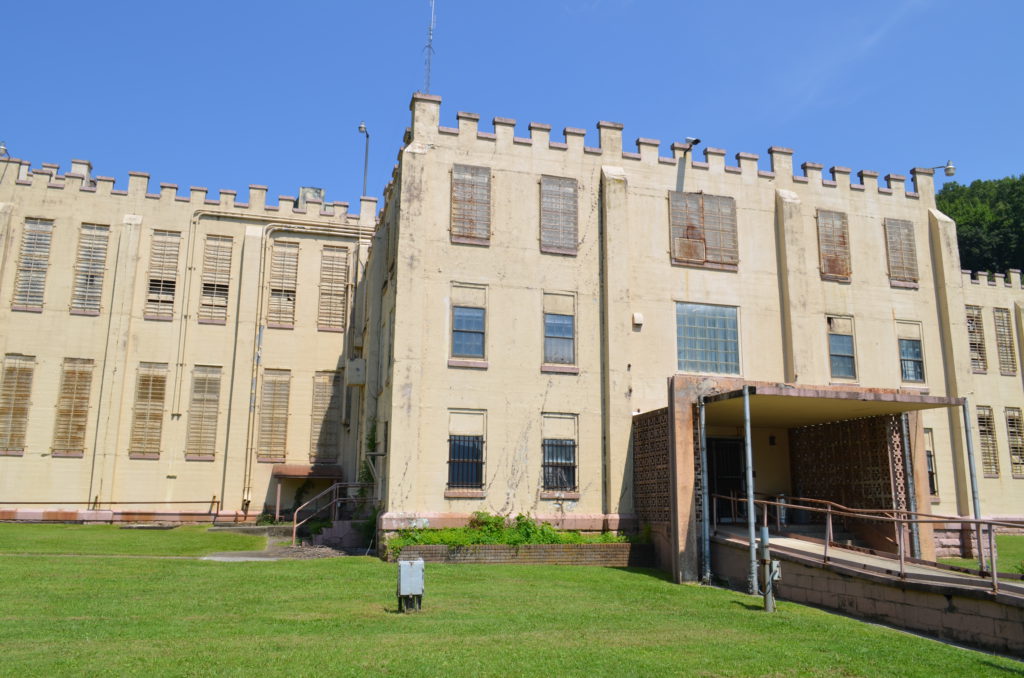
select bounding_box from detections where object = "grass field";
[940,534,1024,573]
[0,524,1020,677]
[0,523,265,556]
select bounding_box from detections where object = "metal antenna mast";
[424,0,436,92]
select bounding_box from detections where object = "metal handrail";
[291,482,373,546]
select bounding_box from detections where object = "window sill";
[983,474,999,479]
[670,260,739,273]
[889,280,919,290]
[1001,371,1018,377]
[541,364,579,375]
[52,450,84,458]
[197,318,226,326]
[1013,475,1024,480]
[448,359,488,370]
[820,274,851,284]
[317,326,344,333]
[257,456,286,464]
[930,497,941,504]
[444,489,486,499]
[267,323,294,330]
[899,385,929,394]
[450,235,490,247]
[540,490,580,500]
[185,454,216,462]
[0,449,25,457]
[11,306,42,313]
[69,309,100,317]
[971,369,988,375]
[143,315,173,322]
[128,452,160,460]
[540,246,578,256]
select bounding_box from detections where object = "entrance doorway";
[709,437,745,522]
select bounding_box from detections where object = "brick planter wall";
[386,542,654,567]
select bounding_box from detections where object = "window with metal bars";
[258,369,290,460]
[883,218,918,284]
[816,210,851,279]
[1006,408,1024,478]
[267,242,298,328]
[185,366,221,459]
[52,358,94,457]
[451,164,490,244]
[977,405,999,477]
[198,236,232,324]
[317,246,349,332]
[542,438,577,491]
[924,429,938,496]
[310,371,341,461]
[144,231,181,320]
[540,176,578,254]
[447,435,484,488]
[128,363,167,458]
[993,308,1017,376]
[0,354,35,455]
[676,303,740,374]
[668,192,738,268]
[70,224,109,315]
[12,218,54,311]
[966,305,987,372]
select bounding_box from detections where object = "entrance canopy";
[703,384,962,428]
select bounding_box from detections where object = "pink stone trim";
[257,456,286,464]
[758,170,775,179]
[437,126,458,136]
[540,244,577,256]
[185,454,216,462]
[736,152,759,161]
[885,174,906,182]
[128,171,149,178]
[671,142,693,152]
[412,92,442,103]
[724,166,741,174]
[768,146,794,155]
[851,184,865,191]
[12,305,43,313]
[52,450,84,458]
[493,116,515,126]
[529,122,552,131]
[822,180,837,187]
[198,318,227,326]
[831,166,852,174]
[801,161,823,170]
[513,137,532,146]
[317,326,344,333]
[267,323,294,330]
[541,365,579,375]
[70,309,100,317]
[583,147,601,155]
[476,132,496,141]
[704,147,726,155]
[129,452,160,460]
[911,167,934,176]
[906,192,919,199]
[0,449,25,457]
[539,491,581,500]
[636,137,660,146]
[692,161,709,169]
[451,234,490,246]
[444,489,486,499]
[549,142,568,150]
[792,176,808,183]
[111,190,127,196]
[456,111,480,121]
[448,359,488,369]
[622,151,640,160]
[564,127,586,136]
[658,157,677,165]
[597,120,624,130]
[879,188,893,195]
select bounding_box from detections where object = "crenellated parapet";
[961,269,1024,290]
[407,92,936,200]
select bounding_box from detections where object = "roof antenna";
[423,0,436,93]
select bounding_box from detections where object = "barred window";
[451,164,490,244]
[52,358,94,457]
[0,354,35,455]
[267,242,298,328]
[542,439,577,491]
[144,231,181,320]
[977,405,999,477]
[1006,408,1024,478]
[198,236,232,324]
[186,366,221,459]
[676,303,739,374]
[883,218,918,284]
[816,210,850,279]
[993,308,1017,376]
[669,192,738,267]
[448,435,484,488]
[540,176,578,254]
[966,305,987,373]
[12,218,54,310]
[128,363,167,458]
[310,371,341,461]
[258,369,290,460]
[317,246,349,331]
[827,316,856,380]
[70,224,109,315]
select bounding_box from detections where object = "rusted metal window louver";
[816,210,851,279]
[993,308,1017,376]
[186,366,221,459]
[669,192,738,266]
[128,363,167,458]
[12,218,54,310]
[317,246,349,331]
[977,405,999,476]
[884,218,918,283]
[310,371,341,461]
[198,236,232,324]
[70,224,109,315]
[1006,408,1024,477]
[540,176,578,254]
[258,369,290,459]
[966,305,987,372]
[0,354,35,454]
[451,164,490,243]
[268,242,299,327]
[144,231,181,320]
[52,358,94,457]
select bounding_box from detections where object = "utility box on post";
[397,558,425,612]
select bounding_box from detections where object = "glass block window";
[267,242,299,328]
[144,230,181,320]
[669,192,738,267]
[310,371,341,461]
[258,369,291,460]
[827,316,856,379]
[197,236,232,324]
[1006,408,1024,478]
[966,305,987,372]
[128,363,167,457]
[542,438,577,491]
[52,358,94,456]
[816,210,851,279]
[70,224,109,315]
[676,303,740,374]
[452,306,485,358]
[185,366,221,459]
[993,308,1017,376]
[544,313,575,364]
[0,354,35,454]
[883,218,919,283]
[12,218,54,310]
[540,176,578,254]
[451,164,490,244]
[977,405,999,477]
[317,246,349,331]
[448,435,484,488]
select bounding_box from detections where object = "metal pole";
[698,396,711,584]
[961,398,986,572]
[824,506,831,564]
[989,524,998,592]
[900,414,921,558]
[897,517,906,579]
[359,124,370,197]
[743,386,757,595]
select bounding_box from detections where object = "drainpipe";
[900,413,920,558]
[698,396,711,584]
[742,386,757,595]
[960,397,985,571]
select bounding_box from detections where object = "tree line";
[937,175,1024,273]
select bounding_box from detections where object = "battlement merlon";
[961,268,1024,290]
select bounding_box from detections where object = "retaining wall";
[387,542,654,567]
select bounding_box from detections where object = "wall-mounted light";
[932,160,955,177]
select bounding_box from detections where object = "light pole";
[358,122,370,197]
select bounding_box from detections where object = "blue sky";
[3,1,1021,209]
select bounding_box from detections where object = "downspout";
[698,395,711,584]
[899,413,920,558]
[961,397,985,571]
[742,385,757,595]
[218,234,247,511]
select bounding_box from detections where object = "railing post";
[989,524,998,593]
[897,517,906,579]
[824,506,831,564]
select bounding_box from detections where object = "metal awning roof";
[703,385,961,428]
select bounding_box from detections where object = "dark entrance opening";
[708,437,745,523]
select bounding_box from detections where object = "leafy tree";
[937,175,1024,273]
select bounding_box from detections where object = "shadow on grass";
[730,600,763,611]
[608,566,673,582]
[980,660,1024,675]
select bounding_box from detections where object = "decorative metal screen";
[144,231,181,320]
[451,164,490,243]
[816,210,851,278]
[0,354,35,453]
[966,305,987,372]
[128,363,167,457]
[185,366,221,458]
[631,407,671,524]
[198,236,232,324]
[317,246,349,331]
[884,218,918,283]
[1006,408,1024,478]
[258,369,290,460]
[669,192,738,266]
[52,358,94,456]
[542,438,577,490]
[540,176,577,253]
[310,371,341,461]
[12,218,54,310]
[267,242,298,327]
[70,224,109,315]
[993,308,1017,376]
[977,405,998,477]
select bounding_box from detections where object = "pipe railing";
[291,482,374,546]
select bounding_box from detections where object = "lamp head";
[685,136,701,147]
[0,142,7,158]
[358,122,367,134]
[943,160,955,177]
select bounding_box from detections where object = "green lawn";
[0,523,264,556]
[940,534,1024,573]
[0,526,1020,676]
